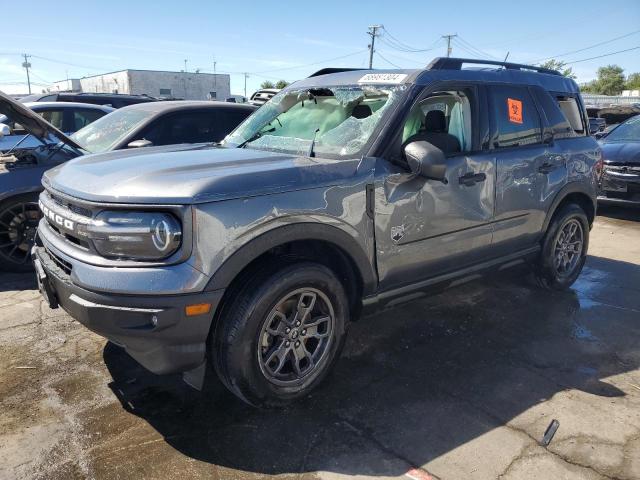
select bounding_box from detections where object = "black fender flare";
[205,222,377,295]
[0,186,42,205]
[542,182,597,233]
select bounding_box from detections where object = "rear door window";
[489,86,542,148]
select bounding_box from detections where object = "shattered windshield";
[224,85,405,157]
[71,108,152,153]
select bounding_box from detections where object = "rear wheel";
[211,262,349,407]
[0,194,40,272]
[533,203,589,290]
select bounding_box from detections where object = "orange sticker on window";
[508,98,523,124]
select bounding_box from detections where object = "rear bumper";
[33,245,223,374]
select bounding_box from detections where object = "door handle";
[458,172,486,186]
[538,162,557,174]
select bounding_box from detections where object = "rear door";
[488,85,549,254]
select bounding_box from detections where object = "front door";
[374,83,496,291]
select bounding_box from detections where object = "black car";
[0,95,256,272]
[598,114,640,205]
[19,92,158,109]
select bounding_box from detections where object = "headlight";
[84,211,182,260]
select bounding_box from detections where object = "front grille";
[45,246,72,276]
[50,193,92,219]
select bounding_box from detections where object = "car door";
[374,83,496,290]
[488,85,550,254]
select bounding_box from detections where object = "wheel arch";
[205,223,377,321]
[542,183,596,233]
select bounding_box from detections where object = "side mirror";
[594,131,606,140]
[404,141,447,182]
[127,139,153,148]
[0,123,10,139]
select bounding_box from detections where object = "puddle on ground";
[572,322,598,342]
[571,265,609,310]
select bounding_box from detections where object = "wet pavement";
[1,205,639,480]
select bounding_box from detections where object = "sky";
[1,0,639,97]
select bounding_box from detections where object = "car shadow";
[0,271,36,293]
[103,257,639,477]
[597,203,640,221]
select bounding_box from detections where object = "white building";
[50,69,231,101]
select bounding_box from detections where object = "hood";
[0,90,83,150]
[43,146,360,204]
[600,141,640,165]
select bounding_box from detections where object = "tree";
[539,59,576,79]
[260,80,275,89]
[582,65,626,96]
[626,72,640,91]
[275,80,290,89]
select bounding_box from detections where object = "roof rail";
[426,57,561,76]
[308,68,366,78]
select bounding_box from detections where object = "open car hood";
[0,90,83,150]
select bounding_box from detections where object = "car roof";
[23,101,115,111]
[292,57,581,95]
[118,100,257,114]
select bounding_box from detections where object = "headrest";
[352,104,372,119]
[424,110,446,132]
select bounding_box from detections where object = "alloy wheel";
[258,288,335,386]
[0,201,41,266]
[553,218,584,277]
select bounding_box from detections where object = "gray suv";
[33,58,600,407]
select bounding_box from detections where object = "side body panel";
[373,153,495,290]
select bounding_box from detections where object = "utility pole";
[213,57,217,96]
[243,73,248,98]
[22,54,32,94]
[183,59,188,73]
[441,34,457,57]
[367,25,382,69]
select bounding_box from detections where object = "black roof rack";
[308,68,366,78]
[426,57,561,76]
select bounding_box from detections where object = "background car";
[71,100,256,152]
[18,92,159,109]
[0,102,114,152]
[248,88,280,106]
[0,93,256,272]
[598,114,640,205]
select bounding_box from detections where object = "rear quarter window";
[532,89,577,139]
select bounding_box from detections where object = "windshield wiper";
[308,128,320,158]
[237,127,275,149]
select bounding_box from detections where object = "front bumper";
[598,169,640,205]
[32,245,223,375]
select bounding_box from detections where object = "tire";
[0,193,41,273]
[533,203,589,290]
[211,262,349,407]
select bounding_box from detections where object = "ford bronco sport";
[33,58,600,407]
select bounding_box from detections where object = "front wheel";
[211,262,349,407]
[533,203,589,290]
[0,193,41,272]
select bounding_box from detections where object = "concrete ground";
[1,205,639,480]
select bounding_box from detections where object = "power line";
[252,50,368,74]
[532,29,640,64]
[381,26,441,53]
[376,51,402,68]
[454,36,499,60]
[564,45,640,64]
